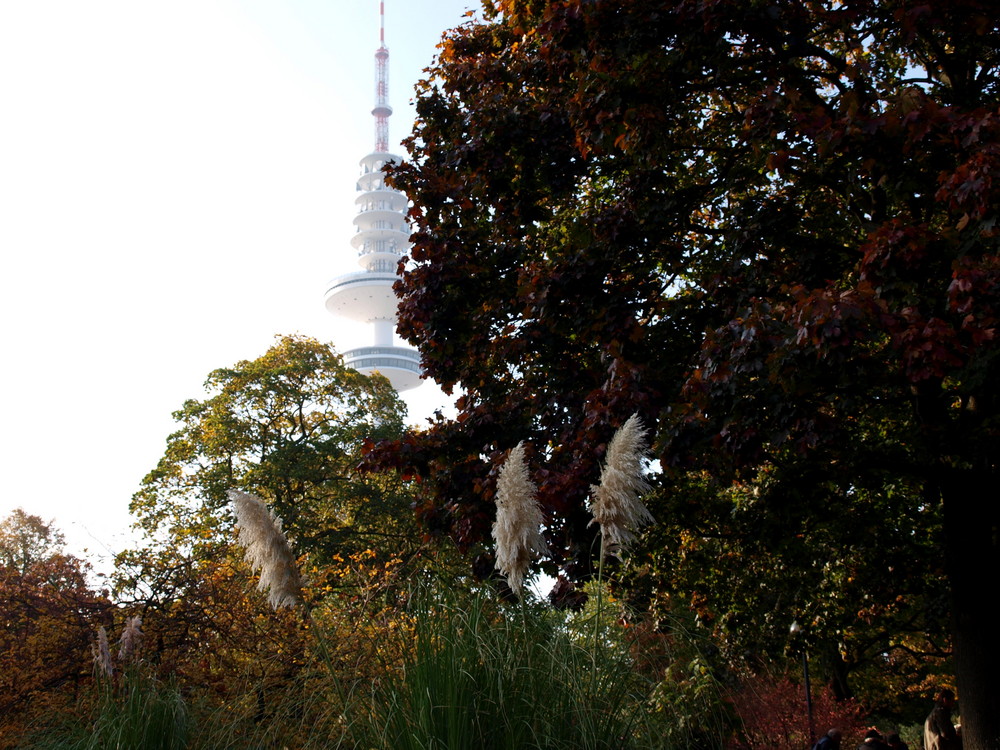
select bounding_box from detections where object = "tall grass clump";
[340,416,729,748]
[348,583,718,750]
[21,664,189,750]
[199,463,728,749]
[181,664,347,750]
[20,616,189,750]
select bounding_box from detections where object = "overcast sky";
[0,0,475,572]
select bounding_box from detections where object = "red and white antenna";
[372,1,392,153]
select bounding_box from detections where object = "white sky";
[0,0,475,573]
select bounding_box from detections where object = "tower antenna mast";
[372,1,391,153]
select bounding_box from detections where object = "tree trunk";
[941,471,1000,750]
[822,646,853,702]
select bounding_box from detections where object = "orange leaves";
[0,548,110,737]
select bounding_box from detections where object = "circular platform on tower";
[343,345,422,392]
[324,271,400,321]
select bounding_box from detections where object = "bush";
[726,671,869,749]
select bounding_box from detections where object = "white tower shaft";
[323,1,422,392]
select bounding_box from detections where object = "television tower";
[324,1,422,391]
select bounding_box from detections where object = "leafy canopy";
[126,334,408,564]
[377,0,1000,740]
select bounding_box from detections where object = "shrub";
[726,671,869,749]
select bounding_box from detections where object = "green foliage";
[629,461,952,714]
[897,723,925,749]
[21,667,189,750]
[123,334,408,565]
[102,335,430,748]
[647,653,729,747]
[347,584,730,750]
[114,334,416,639]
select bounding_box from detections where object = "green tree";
[632,458,952,718]
[124,334,409,561]
[0,508,66,574]
[114,335,423,688]
[375,0,1000,743]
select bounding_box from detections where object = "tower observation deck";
[324,1,422,392]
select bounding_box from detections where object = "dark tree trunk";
[941,470,1000,750]
[916,380,1000,750]
[822,646,853,702]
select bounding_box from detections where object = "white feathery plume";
[93,625,113,677]
[589,413,654,559]
[229,490,302,609]
[118,615,143,663]
[493,441,549,596]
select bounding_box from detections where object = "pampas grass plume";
[118,615,143,663]
[229,490,302,609]
[589,413,654,559]
[93,625,113,677]
[493,441,549,596]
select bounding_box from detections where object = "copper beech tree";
[371,0,1000,744]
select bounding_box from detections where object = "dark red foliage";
[727,673,869,750]
[367,2,1000,745]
